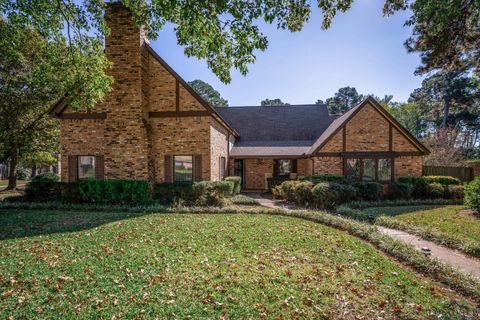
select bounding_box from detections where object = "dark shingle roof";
[214,105,336,142]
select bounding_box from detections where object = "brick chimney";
[102,3,150,180]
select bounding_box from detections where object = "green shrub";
[330,183,358,203]
[277,180,302,202]
[397,176,424,185]
[423,176,461,186]
[444,185,464,200]
[193,181,234,197]
[24,172,60,201]
[398,176,429,199]
[266,176,293,191]
[353,182,383,201]
[230,194,258,206]
[465,178,480,216]
[293,181,314,206]
[311,182,336,209]
[154,182,195,204]
[425,183,445,199]
[389,182,413,200]
[224,176,242,194]
[78,179,150,204]
[299,175,345,183]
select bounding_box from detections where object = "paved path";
[248,193,480,280]
[378,226,480,279]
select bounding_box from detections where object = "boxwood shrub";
[24,172,60,202]
[78,179,150,204]
[352,182,383,201]
[153,182,194,204]
[388,182,413,200]
[299,175,345,183]
[465,178,480,216]
[224,176,242,194]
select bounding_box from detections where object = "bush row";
[22,173,243,206]
[398,175,461,186]
[272,180,384,209]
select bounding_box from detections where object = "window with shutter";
[68,155,78,182]
[194,155,202,181]
[95,155,104,179]
[164,155,173,182]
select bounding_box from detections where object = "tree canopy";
[260,98,290,106]
[188,80,228,107]
[316,87,364,114]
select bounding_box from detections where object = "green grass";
[383,206,480,242]
[370,205,480,257]
[0,209,475,319]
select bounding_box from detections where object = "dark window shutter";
[95,155,104,179]
[68,155,78,182]
[291,159,297,173]
[164,155,173,182]
[273,160,280,177]
[194,155,202,181]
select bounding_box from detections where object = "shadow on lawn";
[0,209,154,240]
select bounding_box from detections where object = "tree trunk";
[31,164,37,178]
[441,98,450,128]
[6,149,19,190]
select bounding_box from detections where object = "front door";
[234,159,244,188]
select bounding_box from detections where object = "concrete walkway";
[378,226,480,279]
[249,193,480,280]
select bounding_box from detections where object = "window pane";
[378,159,392,181]
[174,156,193,182]
[363,159,375,181]
[345,159,360,180]
[78,156,95,179]
[278,160,292,176]
[220,157,226,180]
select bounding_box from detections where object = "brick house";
[50,3,429,190]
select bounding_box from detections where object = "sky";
[150,0,424,106]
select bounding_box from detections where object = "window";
[345,158,393,182]
[274,159,297,177]
[219,157,226,180]
[363,159,375,181]
[378,159,392,181]
[78,156,95,179]
[174,155,193,182]
[345,159,360,180]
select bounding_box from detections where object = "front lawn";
[370,205,480,257]
[0,209,475,318]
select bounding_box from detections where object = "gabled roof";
[307,96,430,155]
[49,44,239,137]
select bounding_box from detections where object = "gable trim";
[145,45,239,137]
[308,96,429,155]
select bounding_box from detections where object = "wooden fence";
[423,165,474,182]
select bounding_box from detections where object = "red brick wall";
[59,4,230,183]
[312,157,343,175]
[395,156,423,177]
[244,158,273,190]
[345,103,389,151]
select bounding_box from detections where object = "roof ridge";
[216,104,326,109]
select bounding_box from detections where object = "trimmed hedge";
[24,173,60,202]
[299,175,345,183]
[266,176,291,191]
[78,179,150,204]
[154,182,195,204]
[352,182,383,201]
[389,182,413,200]
[224,176,241,194]
[398,175,461,186]
[465,178,480,216]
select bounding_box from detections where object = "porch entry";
[234,159,244,188]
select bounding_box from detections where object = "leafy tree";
[409,69,479,128]
[188,80,228,107]
[2,0,476,88]
[384,102,427,138]
[385,0,480,75]
[0,20,108,189]
[260,98,290,106]
[316,87,364,114]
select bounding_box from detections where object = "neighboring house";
[50,3,429,190]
